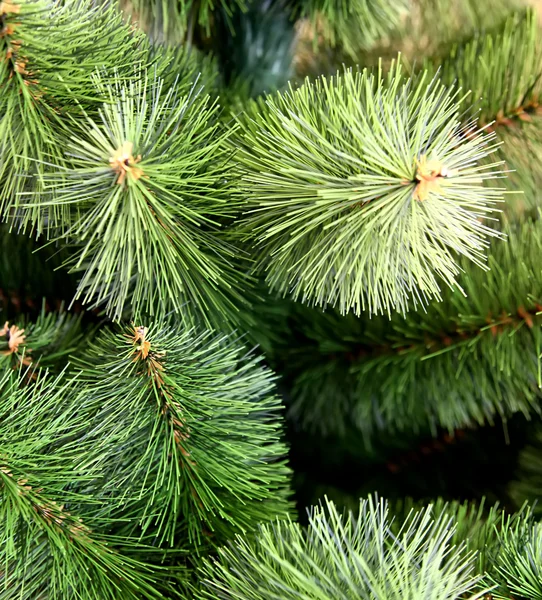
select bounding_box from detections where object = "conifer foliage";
[3,0,542,598]
[71,322,293,551]
[233,63,504,316]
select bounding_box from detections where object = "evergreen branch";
[26,69,251,328]
[196,493,542,599]
[273,217,542,439]
[404,0,524,54]
[0,366,169,598]
[391,496,542,599]
[491,119,542,218]
[121,0,249,44]
[391,496,504,575]
[0,308,89,373]
[0,0,149,234]
[294,0,410,57]
[384,428,467,474]
[0,469,167,599]
[431,9,542,131]
[293,0,521,81]
[328,302,541,364]
[232,60,506,317]
[69,322,293,553]
[486,509,542,599]
[195,495,483,599]
[426,8,542,215]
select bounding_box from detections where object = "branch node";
[413,155,455,202]
[109,141,144,185]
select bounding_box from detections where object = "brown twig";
[339,304,542,364]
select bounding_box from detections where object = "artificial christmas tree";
[4,0,542,598]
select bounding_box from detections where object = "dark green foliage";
[0,315,293,596]
[0,367,168,599]
[149,41,219,95]
[232,61,505,317]
[285,415,531,524]
[69,322,293,554]
[274,217,542,439]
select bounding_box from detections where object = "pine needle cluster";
[0,314,293,596]
[4,0,542,597]
[264,216,542,439]
[232,62,505,317]
[196,496,542,599]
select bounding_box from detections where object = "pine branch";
[0,367,170,598]
[428,8,542,216]
[271,216,542,439]
[429,10,541,131]
[23,68,251,328]
[68,322,293,555]
[392,496,542,599]
[0,0,149,235]
[232,60,506,318]
[196,492,542,599]
[293,0,521,80]
[486,508,542,599]
[0,308,99,380]
[405,0,525,54]
[195,496,483,599]
[293,0,410,57]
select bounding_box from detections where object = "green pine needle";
[428,8,542,215]
[487,509,542,599]
[0,367,168,599]
[274,216,542,438]
[68,321,293,551]
[195,495,483,599]
[27,69,250,328]
[232,60,506,317]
